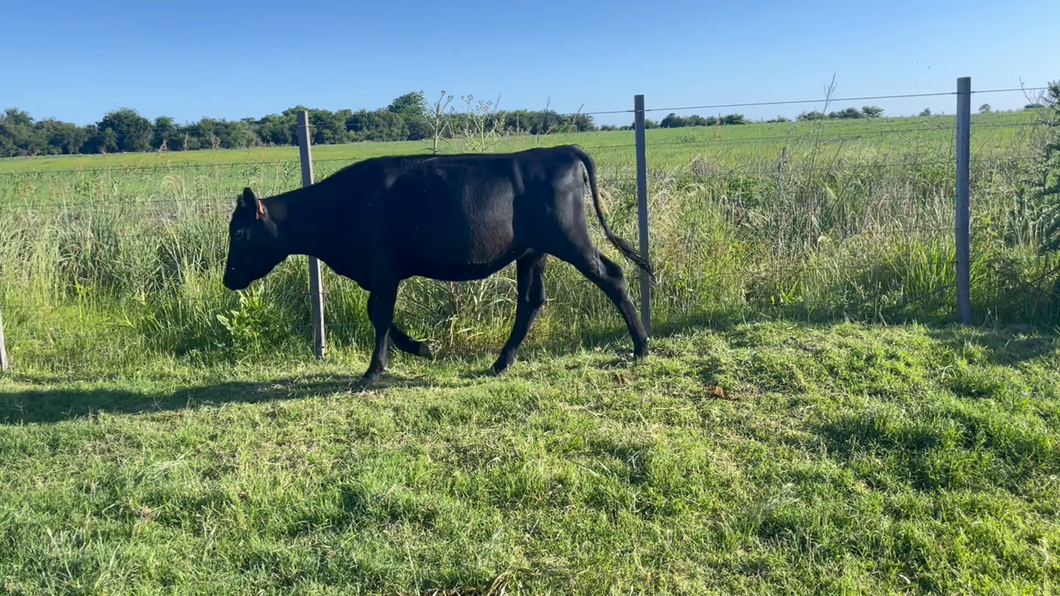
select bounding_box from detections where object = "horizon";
[3,85,1052,131]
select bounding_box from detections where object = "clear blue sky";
[3,0,1057,126]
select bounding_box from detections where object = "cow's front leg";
[358,282,398,391]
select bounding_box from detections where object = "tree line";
[0,90,771,158]
[790,106,886,121]
[0,92,598,157]
[12,90,1029,158]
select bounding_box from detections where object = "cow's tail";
[573,146,655,279]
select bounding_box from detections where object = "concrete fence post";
[634,94,652,334]
[955,77,972,324]
[297,110,327,359]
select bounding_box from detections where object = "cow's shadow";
[0,312,748,426]
[488,310,737,358]
[0,372,440,425]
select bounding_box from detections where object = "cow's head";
[223,188,285,291]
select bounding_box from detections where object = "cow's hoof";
[355,374,381,392]
[489,361,511,376]
[416,343,435,360]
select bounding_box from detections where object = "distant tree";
[766,115,791,123]
[828,107,864,119]
[308,108,348,145]
[978,103,992,114]
[720,113,747,125]
[1026,103,1046,110]
[660,113,685,128]
[861,106,884,118]
[919,108,933,117]
[2,108,33,127]
[193,117,221,150]
[239,117,262,146]
[23,119,61,156]
[257,113,296,146]
[37,119,87,154]
[644,119,659,129]
[152,116,180,150]
[215,119,256,149]
[406,118,431,141]
[530,110,565,135]
[565,113,596,132]
[346,109,408,142]
[0,108,40,156]
[80,125,104,154]
[277,106,347,145]
[97,108,153,152]
[0,132,16,157]
[797,110,826,121]
[98,127,119,153]
[387,92,427,121]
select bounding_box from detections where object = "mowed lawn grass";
[1,321,1058,594]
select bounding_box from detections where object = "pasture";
[2,324,1058,594]
[1,111,1059,593]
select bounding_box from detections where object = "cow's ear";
[238,188,257,211]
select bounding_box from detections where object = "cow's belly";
[406,244,526,282]
[383,171,528,281]
[394,200,524,281]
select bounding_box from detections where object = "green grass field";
[1,111,1058,594]
[2,322,1059,594]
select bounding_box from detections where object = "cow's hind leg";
[358,283,399,391]
[389,326,434,360]
[553,245,648,358]
[492,252,548,375]
[367,299,433,360]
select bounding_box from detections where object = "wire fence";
[1,82,1057,371]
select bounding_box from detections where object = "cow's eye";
[234,229,245,240]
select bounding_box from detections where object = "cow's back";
[318,147,585,280]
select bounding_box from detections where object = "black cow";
[223,144,652,390]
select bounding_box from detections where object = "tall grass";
[0,118,1056,373]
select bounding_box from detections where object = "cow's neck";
[264,184,339,262]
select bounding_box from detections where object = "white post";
[297,111,327,359]
[0,307,8,373]
[956,77,972,325]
